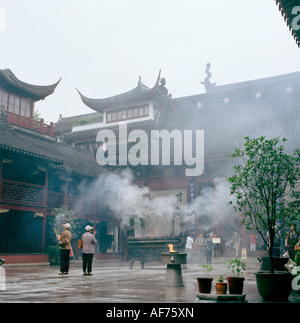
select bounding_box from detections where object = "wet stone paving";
[0,257,299,303]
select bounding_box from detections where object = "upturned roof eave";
[0,68,61,101]
[76,70,162,113]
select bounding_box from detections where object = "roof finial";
[159,77,169,96]
[201,62,216,93]
[138,76,143,87]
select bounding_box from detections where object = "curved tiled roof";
[0,69,61,101]
[171,71,300,160]
[76,71,162,113]
[0,121,105,177]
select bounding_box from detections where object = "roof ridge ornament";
[159,77,169,97]
[201,62,216,93]
[138,76,143,87]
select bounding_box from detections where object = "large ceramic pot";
[197,277,213,294]
[255,271,292,302]
[227,277,244,294]
[258,257,288,272]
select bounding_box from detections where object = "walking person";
[195,233,206,265]
[82,225,97,276]
[57,223,72,275]
[205,233,213,264]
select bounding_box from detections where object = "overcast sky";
[0,0,299,123]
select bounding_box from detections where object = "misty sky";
[0,0,299,123]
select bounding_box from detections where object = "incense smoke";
[189,177,237,234]
[74,169,238,237]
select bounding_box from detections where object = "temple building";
[57,68,300,258]
[0,69,106,264]
[1,65,300,264]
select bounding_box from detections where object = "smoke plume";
[74,169,238,237]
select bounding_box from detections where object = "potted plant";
[228,136,300,301]
[215,275,227,294]
[196,264,213,294]
[226,257,246,294]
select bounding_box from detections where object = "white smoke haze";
[189,177,237,234]
[75,169,238,237]
[54,213,66,232]
[75,169,179,236]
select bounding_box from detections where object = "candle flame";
[168,244,177,253]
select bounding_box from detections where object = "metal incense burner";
[161,244,187,287]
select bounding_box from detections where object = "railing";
[1,180,45,207]
[0,179,96,216]
[5,110,54,136]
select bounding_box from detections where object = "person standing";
[285,224,300,261]
[195,233,206,265]
[82,225,97,275]
[249,233,257,252]
[232,231,240,257]
[57,223,72,275]
[211,232,217,257]
[185,234,194,265]
[205,233,213,264]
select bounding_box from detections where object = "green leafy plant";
[70,115,99,127]
[45,246,60,258]
[217,274,224,282]
[228,136,300,273]
[227,257,246,277]
[296,252,300,267]
[202,264,213,277]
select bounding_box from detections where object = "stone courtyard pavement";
[0,257,299,304]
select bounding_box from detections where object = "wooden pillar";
[50,122,54,136]
[42,167,49,253]
[40,118,45,133]
[31,101,35,119]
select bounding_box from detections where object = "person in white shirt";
[185,234,194,265]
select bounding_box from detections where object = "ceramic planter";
[255,271,292,302]
[197,277,213,294]
[227,277,244,294]
[215,282,227,294]
[258,257,288,272]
